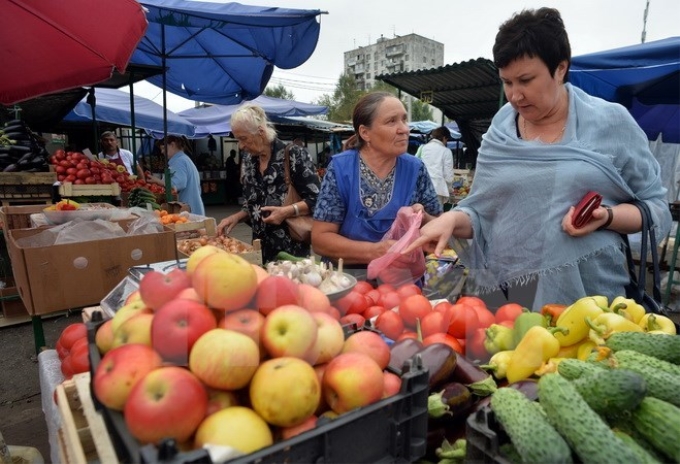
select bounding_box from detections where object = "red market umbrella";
[0,0,148,106]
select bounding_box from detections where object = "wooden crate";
[178,238,262,266]
[0,204,50,230]
[59,182,121,198]
[0,172,56,204]
[55,372,118,464]
[170,217,217,240]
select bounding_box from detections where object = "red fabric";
[0,0,148,105]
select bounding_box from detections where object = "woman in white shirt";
[419,126,454,206]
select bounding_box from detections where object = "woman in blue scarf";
[312,92,442,280]
[405,8,671,310]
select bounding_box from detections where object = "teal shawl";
[455,83,671,304]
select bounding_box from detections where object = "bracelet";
[597,205,614,230]
[292,203,300,217]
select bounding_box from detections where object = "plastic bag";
[367,207,426,286]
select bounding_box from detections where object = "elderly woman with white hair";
[216,104,321,263]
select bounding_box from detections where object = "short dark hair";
[430,126,451,141]
[352,91,397,150]
[492,7,571,81]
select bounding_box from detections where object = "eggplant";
[3,164,18,172]
[428,381,474,420]
[452,353,498,396]
[469,379,539,415]
[388,338,424,374]
[416,343,457,389]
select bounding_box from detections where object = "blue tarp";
[570,37,680,143]
[63,87,196,137]
[132,0,323,106]
[177,95,328,136]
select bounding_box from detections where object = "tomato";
[353,280,374,295]
[66,167,78,175]
[495,303,525,325]
[101,174,114,184]
[57,323,87,351]
[396,283,421,299]
[365,289,381,305]
[59,160,72,168]
[457,296,487,308]
[55,166,66,174]
[398,294,432,328]
[421,333,464,354]
[60,355,74,380]
[54,149,66,161]
[376,283,396,295]
[84,176,96,184]
[339,313,366,329]
[335,291,370,316]
[465,327,490,362]
[378,291,402,311]
[420,311,446,338]
[445,303,480,339]
[432,300,452,313]
[471,305,496,330]
[55,340,68,360]
[396,331,418,342]
[64,175,76,183]
[69,343,90,375]
[363,305,386,320]
[374,310,404,340]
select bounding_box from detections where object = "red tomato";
[472,305,496,330]
[339,313,366,329]
[396,283,421,299]
[58,323,87,351]
[335,291,370,316]
[445,303,480,339]
[396,331,418,342]
[55,340,68,360]
[456,338,466,355]
[353,280,374,295]
[421,333,464,354]
[432,300,452,313]
[69,343,90,375]
[398,294,432,328]
[374,310,405,341]
[54,149,66,161]
[377,283,396,295]
[60,355,74,380]
[379,291,402,310]
[363,305,386,320]
[465,327,490,362]
[495,303,525,325]
[420,311,446,338]
[457,296,487,308]
[70,337,88,354]
[365,289,381,305]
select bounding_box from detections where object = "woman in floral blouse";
[216,105,320,263]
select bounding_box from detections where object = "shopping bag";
[367,207,427,287]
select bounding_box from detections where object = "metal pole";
[641,0,650,43]
[161,24,172,202]
[129,74,137,164]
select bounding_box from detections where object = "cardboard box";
[0,204,48,230]
[6,220,177,315]
[0,279,28,319]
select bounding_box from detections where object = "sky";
[130,0,680,113]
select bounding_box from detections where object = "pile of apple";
[89,245,400,458]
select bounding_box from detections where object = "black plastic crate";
[86,317,429,464]
[465,406,513,464]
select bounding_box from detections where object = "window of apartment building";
[423,56,427,63]
[366,72,371,78]
[405,54,409,61]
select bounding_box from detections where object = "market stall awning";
[0,0,147,105]
[63,88,196,137]
[131,0,324,106]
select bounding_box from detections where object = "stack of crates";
[0,172,56,207]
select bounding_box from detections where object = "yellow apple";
[95,319,115,355]
[322,352,385,414]
[205,388,239,417]
[251,263,269,284]
[112,313,154,348]
[111,300,152,333]
[260,304,318,360]
[194,406,273,454]
[192,253,258,312]
[309,312,345,365]
[249,357,320,427]
[188,328,259,390]
[186,245,225,276]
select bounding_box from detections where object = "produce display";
[265,256,354,295]
[177,237,254,255]
[0,119,50,172]
[126,187,161,210]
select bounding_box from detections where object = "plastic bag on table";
[367,207,426,287]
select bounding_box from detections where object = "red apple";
[280,415,318,440]
[93,344,163,411]
[249,357,320,427]
[218,308,265,356]
[309,312,345,365]
[189,328,259,390]
[124,366,208,444]
[255,275,300,316]
[342,330,391,370]
[205,388,239,417]
[297,283,331,313]
[251,263,269,284]
[138,269,192,310]
[339,313,366,329]
[151,299,217,364]
[175,287,203,303]
[260,304,318,360]
[383,371,402,398]
[95,319,115,355]
[192,253,258,312]
[322,352,384,414]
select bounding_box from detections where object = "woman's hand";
[261,205,291,225]
[403,211,458,256]
[562,205,610,236]
[217,214,241,235]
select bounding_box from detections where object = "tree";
[410,99,434,122]
[263,83,295,100]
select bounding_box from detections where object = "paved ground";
[0,203,246,462]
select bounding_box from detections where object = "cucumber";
[613,352,680,407]
[538,373,642,464]
[490,387,573,464]
[556,358,606,380]
[571,369,646,417]
[632,397,680,462]
[276,251,305,262]
[605,332,680,364]
[613,430,663,464]
[615,349,680,377]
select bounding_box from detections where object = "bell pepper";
[576,339,597,360]
[554,297,604,347]
[609,296,646,324]
[540,303,568,326]
[484,323,515,354]
[480,350,514,380]
[590,295,610,310]
[586,312,643,345]
[638,313,677,335]
[556,341,581,359]
[505,326,568,383]
[534,357,565,376]
[512,311,549,346]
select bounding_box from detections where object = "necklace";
[523,117,566,144]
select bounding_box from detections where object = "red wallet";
[572,191,603,228]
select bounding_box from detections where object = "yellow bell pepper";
[638,313,677,335]
[586,312,643,344]
[556,342,581,359]
[591,295,609,309]
[609,296,646,324]
[576,339,597,360]
[554,297,604,347]
[506,326,567,383]
[480,350,514,380]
